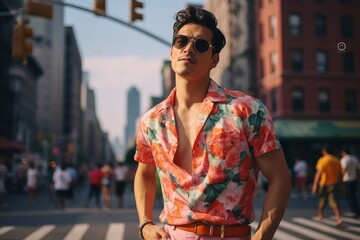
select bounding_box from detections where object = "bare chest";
[173,106,201,174]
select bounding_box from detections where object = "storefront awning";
[0,138,26,152]
[274,120,360,139]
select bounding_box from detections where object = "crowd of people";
[0,159,130,210]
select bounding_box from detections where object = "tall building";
[256,0,360,162]
[0,1,42,154]
[31,0,65,145]
[125,87,140,147]
[62,26,82,163]
[206,0,256,94]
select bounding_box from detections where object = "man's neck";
[175,77,210,109]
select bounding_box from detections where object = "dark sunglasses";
[172,35,214,54]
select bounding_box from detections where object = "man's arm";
[134,162,169,240]
[253,148,292,240]
[312,169,321,194]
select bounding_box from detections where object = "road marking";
[279,219,337,240]
[23,225,55,240]
[0,226,14,235]
[293,217,359,240]
[63,223,90,240]
[105,223,125,240]
[251,221,302,240]
[312,218,360,235]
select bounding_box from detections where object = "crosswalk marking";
[294,217,359,240]
[251,221,302,240]
[63,224,89,240]
[0,226,14,235]
[279,219,337,240]
[0,218,358,240]
[105,223,125,240]
[23,225,56,240]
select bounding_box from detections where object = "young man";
[134,7,291,240]
[312,145,342,226]
[340,147,360,218]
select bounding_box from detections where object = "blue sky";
[64,0,204,143]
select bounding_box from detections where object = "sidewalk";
[0,183,163,213]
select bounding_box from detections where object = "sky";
[64,0,204,143]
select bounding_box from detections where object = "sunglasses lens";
[195,39,210,53]
[173,35,189,49]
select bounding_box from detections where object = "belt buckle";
[194,223,202,236]
[194,223,214,237]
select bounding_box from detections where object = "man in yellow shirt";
[312,145,342,226]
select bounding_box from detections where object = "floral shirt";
[135,80,281,225]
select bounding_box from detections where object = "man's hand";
[142,224,170,240]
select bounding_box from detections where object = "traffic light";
[94,0,106,15]
[12,22,33,63]
[130,0,144,22]
[25,0,53,19]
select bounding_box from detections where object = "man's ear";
[210,54,219,69]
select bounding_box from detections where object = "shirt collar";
[165,79,229,107]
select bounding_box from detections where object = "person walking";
[0,158,8,207]
[26,162,39,205]
[312,145,343,226]
[52,163,72,210]
[340,147,360,218]
[114,161,129,208]
[84,163,102,208]
[134,6,291,240]
[101,162,113,210]
[293,158,308,199]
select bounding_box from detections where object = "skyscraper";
[125,86,140,147]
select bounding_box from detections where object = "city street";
[0,184,359,240]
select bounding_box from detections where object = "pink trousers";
[164,224,251,240]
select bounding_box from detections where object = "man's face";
[170,23,219,81]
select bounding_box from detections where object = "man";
[340,147,360,218]
[84,163,102,208]
[312,145,342,226]
[114,161,129,208]
[293,157,308,199]
[134,7,291,240]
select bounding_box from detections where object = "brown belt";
[174,223,251,238]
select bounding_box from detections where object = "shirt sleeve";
[134,118,156,165]
[244,99,281,158]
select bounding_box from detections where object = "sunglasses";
[172,35,215,54]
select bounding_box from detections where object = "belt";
[174,223,251,238]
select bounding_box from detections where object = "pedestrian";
[65,163,78,200]
[26,162,39,205]
[114,161,129,208]
[84,163,102,208]
[101,162,113,210]
[134,6,291,240]
[293,157,308,199]
[52,163,72,210]
[340,147,360,218]
[0,158,8,207]
[312,145,342,226]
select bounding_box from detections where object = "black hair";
[173,7,226,53]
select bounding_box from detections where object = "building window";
[259,23,264,43]
[270,51,278,73]
[271,88,278,112]
[316,51,328,73]
[315,14,327,37]
[345,89,357,112]
[343,51,355,73]
[291,49,303,72]
[292,88,305,111]
[341,15,353,38]
[289,13,302,37]
[318,89,330,112]
[269,15,277,38]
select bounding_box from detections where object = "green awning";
[274,120,360,139]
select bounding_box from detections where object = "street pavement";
[1,185,360,240]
